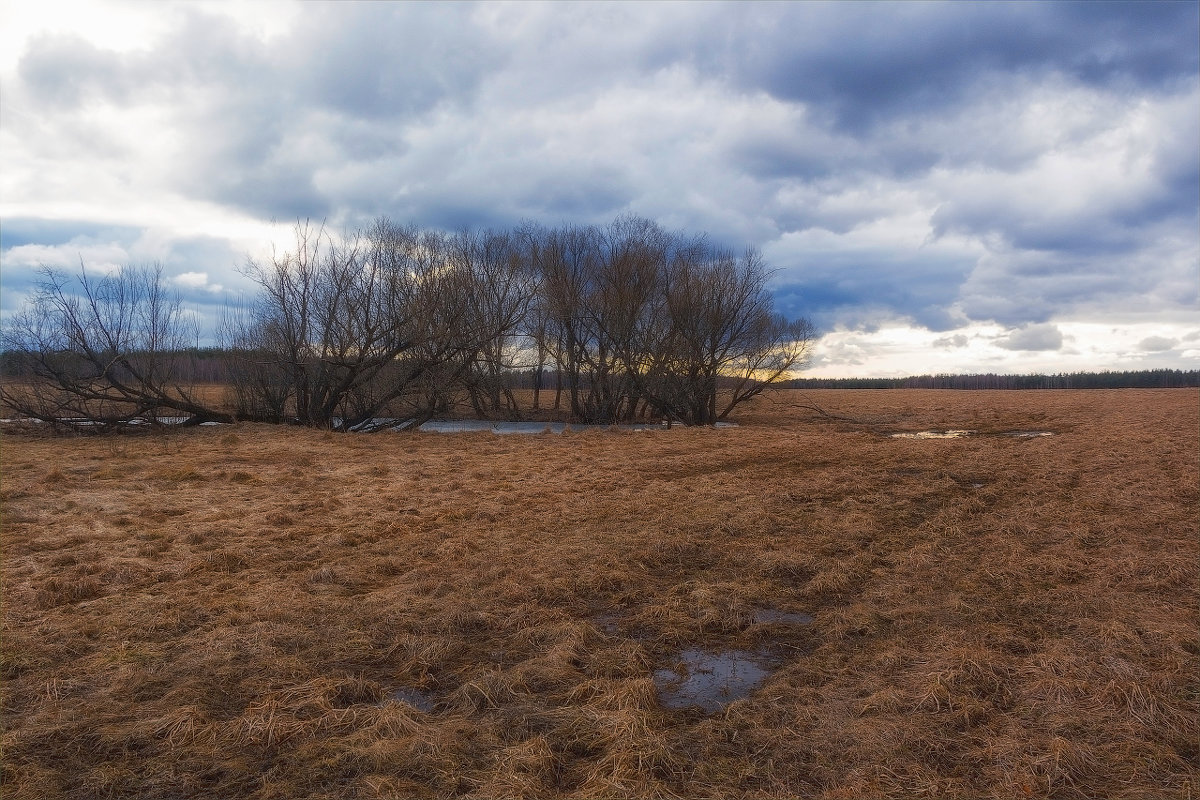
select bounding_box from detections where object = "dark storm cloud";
[955,241,1198,328]
[716,1,1199,133]
[680,2,1195,335]
[285,3,500,120]
[772,248,972,333]
[1,218,143,250]
[1050,1,1200,87]
[510,170,634,224]
[932,200,1144,258]
[729,134,838,183]
[201,155,331,222]
[389,197,514,237]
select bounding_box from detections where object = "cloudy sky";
[2,1,1197,377]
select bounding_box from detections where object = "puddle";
[383,687,436,713]
[654,649,774,712]
[0,417,220,429]
[890,429,1054,440]
[0,415,734,435]
[0,416,224,428]
[413,420,737,435]
[753,609,814,625]
[890,430,973,439]
[417,420,661,434]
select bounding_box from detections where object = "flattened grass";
[2,390,1197,798]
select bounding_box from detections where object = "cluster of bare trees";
[1,216,813,431]
[218,219,532,430]
[524,217,813,424]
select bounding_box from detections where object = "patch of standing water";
[653,649,774,712]
[889,429,1055,439]
[0,416,227,428]
[417,420,661,434]
[383,687,436,712]
[414,420,737,434]
[0,416,736,434]
[890,430,974,439]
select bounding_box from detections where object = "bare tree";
[0,263,236,429]
[527,216,674,423]
[227,219,534,430]
[642,246,815,425]
[231,220,436,429]
[448,229,537,419]
[518,217,814,426]
[529,222,594,420]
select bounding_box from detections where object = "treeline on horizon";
[3,347,1192,391]
[785,369,1200,390]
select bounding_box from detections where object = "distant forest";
[784,369,1200,390]
[3,348,1192,391]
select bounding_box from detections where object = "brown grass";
[2,389,1197,799]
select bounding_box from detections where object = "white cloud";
[808,320,1200,378]
[1138,336,1178,352]
[996,323,1064,352]
[173,271,223,293]
[933,334,969,349]
[3,241,128,275]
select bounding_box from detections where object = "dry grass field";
[1,389,1196,799]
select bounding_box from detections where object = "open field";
[2,389,1197,799]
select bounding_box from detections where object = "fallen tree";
[0,264,240,430]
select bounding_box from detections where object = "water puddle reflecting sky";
[890,429,1054,439]
[653,649,774,712]
[890,430,973,439]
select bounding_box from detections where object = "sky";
[1,0,1197,378]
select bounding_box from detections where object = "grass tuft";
[35,574,103,607]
